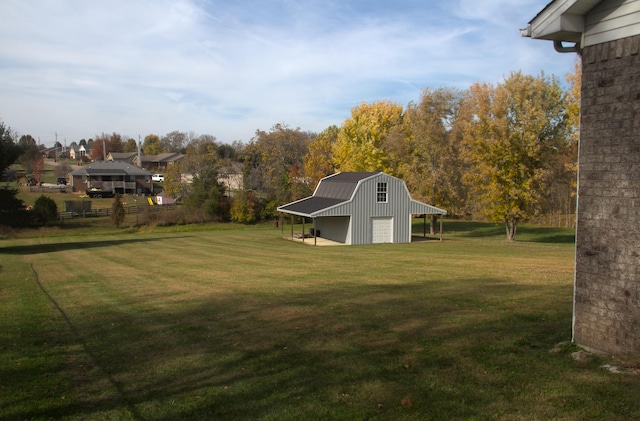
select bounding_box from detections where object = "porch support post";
[424,214,427,238]
[302,217,305,243]
[280,213,283,237]
[439,215,443,241]
[290,215,294,239]
[313,218,317,246]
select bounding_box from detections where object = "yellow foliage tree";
[332,101,403,174]
[142,134,165,155]
[303,125,339,187]
[460,71,569,240]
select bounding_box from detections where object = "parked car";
[86,188,114,198]
[56,177,67,185]
[152,174,164,182]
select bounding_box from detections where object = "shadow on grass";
[0,236,190,255]
[6,277,632,421]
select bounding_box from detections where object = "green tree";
[0,187,29,227]
[332,101,403,174]
[460,71,569,240]
[111,195,125,228]
[0,121,21,175]
[304,125,339,187]
[33,195,58,226]
[143,134,165,155]
[179,137,228,220]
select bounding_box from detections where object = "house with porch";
[134,152,185,170]
[70,161,153,195]
[278,172,446,245]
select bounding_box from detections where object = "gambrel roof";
[279,172,377,216]
[278,171,446,218]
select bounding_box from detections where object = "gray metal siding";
[310,173,445,244]
[315,216,350,244]
[346,174,412,245]
[584,0,640,46]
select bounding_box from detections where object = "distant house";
[107,152,138,164]
[134,152,185,170]
[217,162,244,196]
[69,144,90,160]
[70,161,152,195]
[278,172,446,245]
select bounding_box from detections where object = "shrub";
[230,192,257,223]
[111,195,125,228]
[33,195,58,226]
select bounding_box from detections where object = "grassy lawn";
[1,221,638,420]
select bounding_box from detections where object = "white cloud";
[0,0,575,145]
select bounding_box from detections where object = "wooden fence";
[58,204,177,220]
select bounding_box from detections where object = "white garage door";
[372,217,393,243]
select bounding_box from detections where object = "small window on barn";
[377,182,387,203]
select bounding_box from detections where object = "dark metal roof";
[278,171,379,216]
[278,196,346,216]
[314,171,379,199]
[70,161,152,176]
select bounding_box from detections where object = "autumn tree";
[162,130,188,153]
[142,134,165,155]
[304,125,339,187]
[124,138,138,153]
[399,87,466,230]
[109,133,124,153]
[18,134,43,176]
[544,58,581,226]
[460,71,569,240]
[250,123,314,208]
[90,136,105,161]
[230,191,258,223]
[332,101,403,174]
[91,132,124,160]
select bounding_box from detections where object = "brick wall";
[574,34,640,354]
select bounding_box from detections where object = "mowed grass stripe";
[2,222,639,420]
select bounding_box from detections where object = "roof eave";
[520,0,600,43]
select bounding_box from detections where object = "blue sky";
[0,0,575,146]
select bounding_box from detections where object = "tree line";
[2,66,580,239]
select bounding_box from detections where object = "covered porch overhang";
[276,209,326,246]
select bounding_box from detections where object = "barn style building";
[522,0,640,355]
[278,172,446,245]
